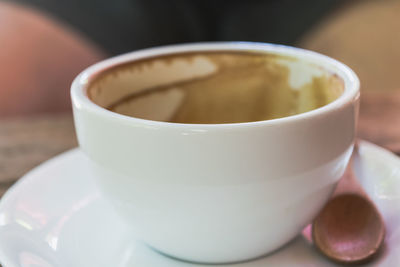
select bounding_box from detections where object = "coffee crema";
[88,51,344,124]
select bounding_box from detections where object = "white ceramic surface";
[71,42,359,263]
[0,141,399,267]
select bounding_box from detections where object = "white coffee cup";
[71,42,359,264]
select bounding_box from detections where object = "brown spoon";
[312,145,385,264]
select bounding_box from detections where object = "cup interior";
[87,50,345,124]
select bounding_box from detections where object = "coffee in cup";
[88,51,344,124]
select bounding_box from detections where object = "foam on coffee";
[88,52,344,124]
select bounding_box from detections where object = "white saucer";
[1,141,400,267]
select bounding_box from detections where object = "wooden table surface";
[0,90,399,197]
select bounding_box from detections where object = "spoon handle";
[333,145,367,197]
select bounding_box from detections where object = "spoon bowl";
[313,194,385,264]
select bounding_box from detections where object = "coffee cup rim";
[71,42,360,129]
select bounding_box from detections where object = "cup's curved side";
[72,96,357,263]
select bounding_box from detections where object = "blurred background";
[0,0,400,193]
